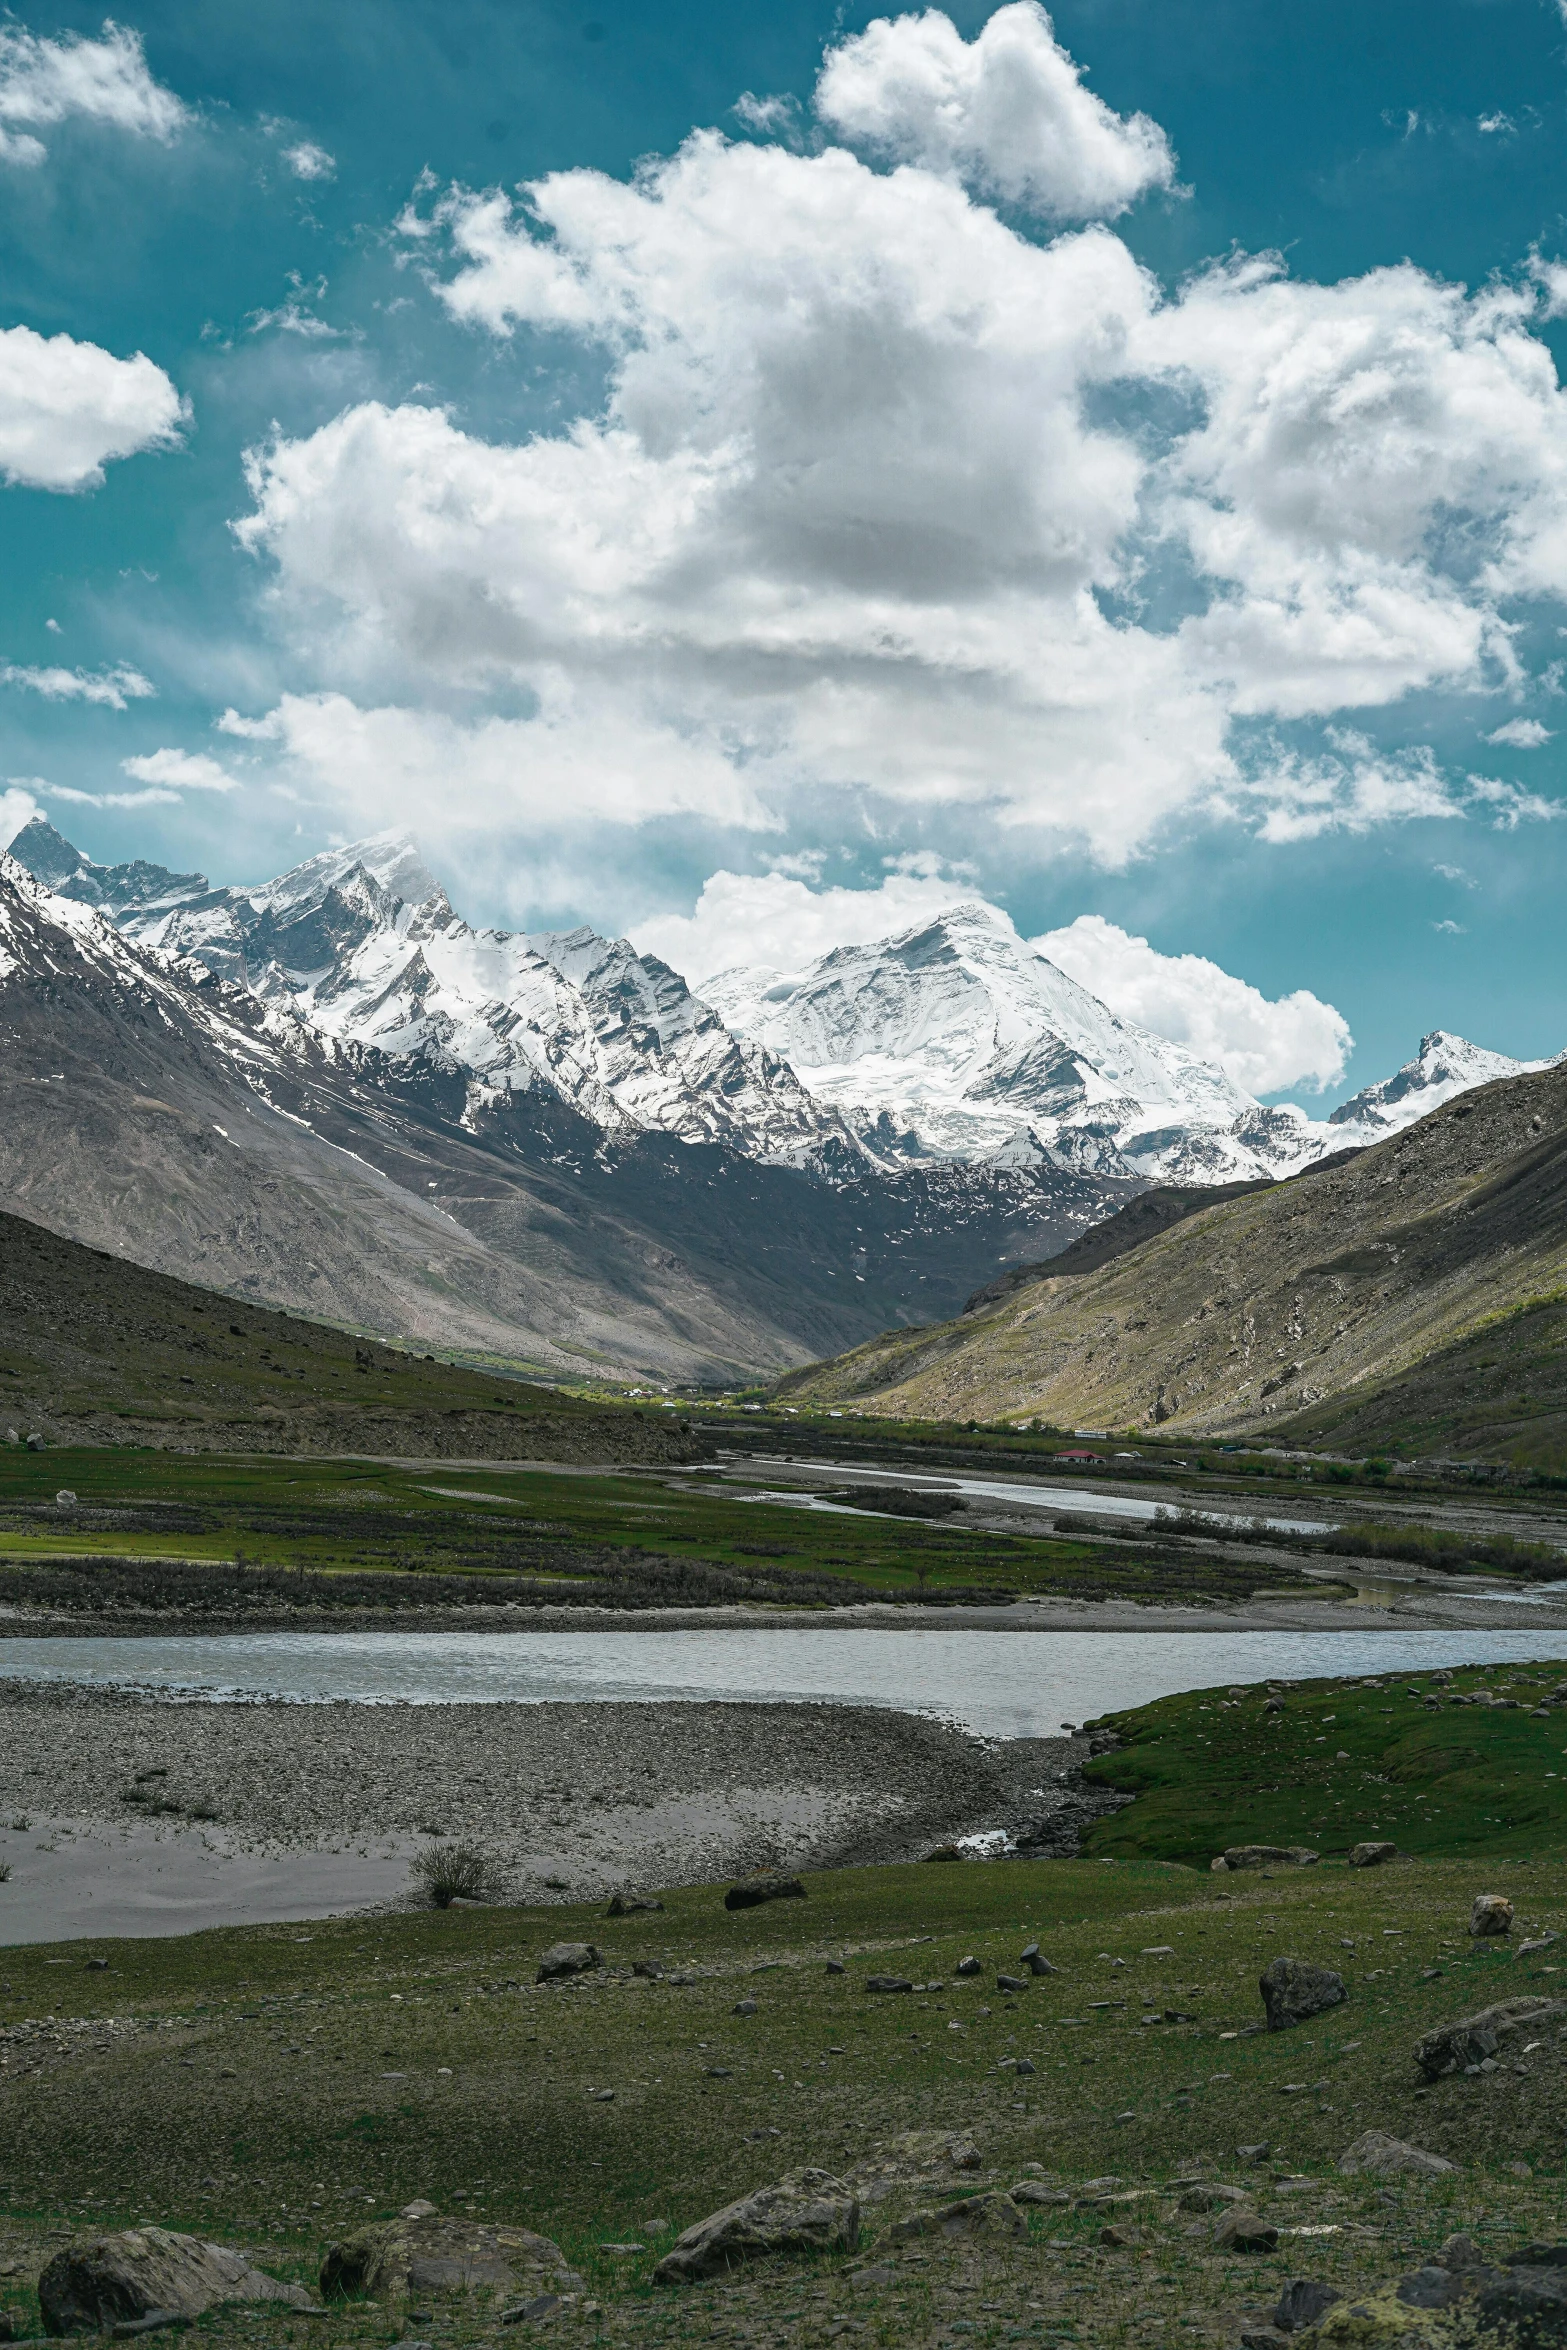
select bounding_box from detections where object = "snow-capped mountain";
[1327,1029,1559,1136]
[9,821,1554,1194]
[6,821,854,1170]
[703,903,1310,1182]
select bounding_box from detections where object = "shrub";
[410,1842,494,1909]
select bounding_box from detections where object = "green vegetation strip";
[0,1451,1331,1611]
[4,1851,1567,2349]
[1083,1662,1567,1868]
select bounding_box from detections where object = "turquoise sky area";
[3,0,1566,1106]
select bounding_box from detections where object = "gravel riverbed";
[0,1682,1106,1942]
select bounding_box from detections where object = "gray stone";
[865,1975,913,1995]
[631,1959,663,1980]
[824,1959,846,1976]
[1394,2266,1460,2309]
[891,2194,1026,2244]
[1178,2185,1250,2213]
[1009,2183,1069,2207]
[1013,2057,1036,2077]
[321,2215,580,2303]
[1337,2131,1457,2180]
[955,1956,982,1978]
[1021,1943,1055,1976]
[605,1894,663,1916]
[1260,1957,1347,2032]
[535,1942,599,1982]
[1471,1893,1515,1937]
[1274,2279,1343,2333]
[996,1973,1028,1993]
[1214,2209,1278,2253]
[1413,1996,1566,2079]
[652,2170,858,2283]
[1219,1846,1318,1871]
[732,1999,759,2016]
[39,2231,318,2336]
[1237,2144,1270,2164]
[723,1873,806,1912]
[1349,1842,1397,1868]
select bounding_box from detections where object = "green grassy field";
[4,1844,1566,2350]
[1081,1662,1567,1869]
[0,1449,1340,1612]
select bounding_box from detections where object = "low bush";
[410,1842,495,1909]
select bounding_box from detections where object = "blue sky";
[2,0,1566,1107]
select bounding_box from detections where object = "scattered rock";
[652,2171,858,2283]
[1337,2131,1457,2180]
[321,2215,581,2303]
[1214,2210,1278,2254]
[1413,1996,1567,2079]
[1260,1957,1347,2032]
[39,2231,318,2335]
[922,1845,963,1863]
[997,1972,1028,1993]
[605,1894,664,1917]
[946,2142,982,2171]
[1237,2145,1271,2164]
[400,2203,438,2222]
[1010,2183,1069,2207]
[535,1942,599,1983]
[865,1976,913,1996]
[1100,2224,1140,2249]
[723,1873,806,1913]
[954,1956,982,1979]
[892,2194,1027,2244]
[1013,2056,1036,2077]
[1021,1943,1055,1976]
[631,1960,663,1981]
[1217,1846,1319,1872]
[1178,2185,1250,2213]
[1275,2278,1344,2333]
[1470,1894,1514,1938]
[1516,1933,1559,1959]
[824,1960,846,1976]
[1349,1843,1397,1869]
[732,1999,759,2017]
[499,2295,560,2326]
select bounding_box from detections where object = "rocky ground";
[0,1685,1126,1939]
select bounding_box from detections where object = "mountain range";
[3,813,1556,1385]
[776,1055,1567,1466]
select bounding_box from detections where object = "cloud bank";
[0,19,186,167]
[0,324,185,491]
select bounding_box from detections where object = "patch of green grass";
[5,1850,1567,2350]
[1082,1663,1567,1867]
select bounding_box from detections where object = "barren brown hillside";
[776,1061,1567,1446]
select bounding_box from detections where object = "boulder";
[865,1975,913,1996]
[1413,1996,1567,2080]
[1010,2183,1069,2207]
[1470,1894,1514,1938]
[1179,2184,1251,2213]
[39,2231,318,2336]
[535,1942,599,1982]
[892,2194,1027,2244]
[321,2215,580,2303]
[1275,2278,1343,2333]
[1337,2132,1457,2181]
[1260,1957,1347,2032]
[652,2171,858,2283]
[1218,1846,1319,1872]
[955,1956,982,1978]
[1214,2210,1278,2254]
[1349,1842,1398,1869]
[723,1873,806,1912]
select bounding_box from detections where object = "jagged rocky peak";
[1329,1028,1558,1133]
[7,815,208,916]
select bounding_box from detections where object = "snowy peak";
[1329,1029,1558,1136]
[705,900,1260,1176]
[6,816,208,920]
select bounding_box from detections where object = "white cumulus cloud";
[121,747,237,792]
[283,139,335,181]
[0,782,42,845]
[1032,912,1352,1093]
[814,1,1175,218]
[0,18,186,167]
[231,6,1567,865]
[0,660,154,707]
[0,324,185,491]
[634,860,979,981]
[1485,716,1553,747]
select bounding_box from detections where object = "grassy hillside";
[4,1832,1567,2350]
[0,1208,696,1463]
[774,1062,1567,1461]
[1081,1660,1567,1869]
